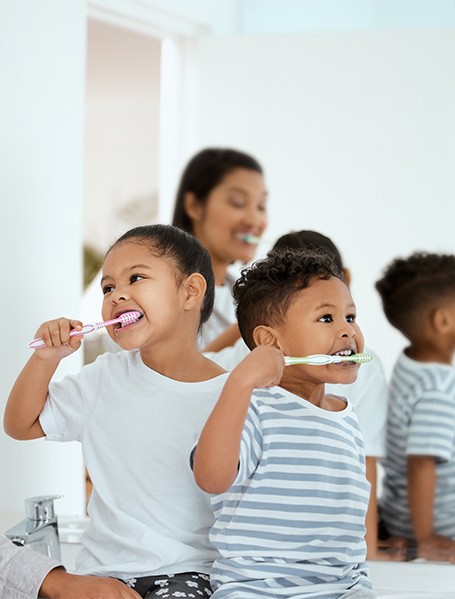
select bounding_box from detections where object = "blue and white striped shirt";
[208,386,372,598]
[380,351,455,539]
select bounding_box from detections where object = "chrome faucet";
[5,495,62,561]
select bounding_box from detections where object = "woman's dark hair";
[172,148,263,233]
[233,248,344,349]
[108,224,215,328]
[375,251,455,338]
[272,230,344,274]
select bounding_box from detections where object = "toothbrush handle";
[284,354,332,366]
[284,353,373,366]
[28,322,103,349]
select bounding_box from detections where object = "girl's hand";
[231,345,284,390]
[33,317,84,360]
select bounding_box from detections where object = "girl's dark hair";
[109,224,215,328]
[233,248,344,349]
[172,148,263,233]
[375,251,455,338]
[272,230,344,275]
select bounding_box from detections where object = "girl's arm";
[193,345,284,494]
[3,318,83,440]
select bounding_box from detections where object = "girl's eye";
[102,284,114,295]
[130,274,144,283]
[318,314,333,323]
[347,314,356,323]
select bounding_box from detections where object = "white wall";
[0,0,87,525]
[194,30,455,376]
[84,20,161,254]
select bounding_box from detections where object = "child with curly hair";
[193,248,375,598]
[376,251,455,563]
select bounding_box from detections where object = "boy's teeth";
[335,350,352,356]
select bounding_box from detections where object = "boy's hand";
[417,534,455,563]
[33,318,84,360]
[231,345,284,390]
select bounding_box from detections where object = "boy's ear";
[183,273,207,310]
[183,192,203,222]
[432,306,452,334]
[253,325,281,348]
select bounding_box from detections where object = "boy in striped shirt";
[376,252,455,562]
[193,248,376,598]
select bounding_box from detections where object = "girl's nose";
[111,288,129,304]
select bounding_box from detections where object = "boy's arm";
[407,454,436,543]
[193,345,284,494]
[364,456,378,559]
[4,318,83,440]
[408,454,455,563]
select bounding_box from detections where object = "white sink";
[57,520,455,598]
[58,515,88,572]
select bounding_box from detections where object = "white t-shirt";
[198,275,237,350]
[39,350,229,579]
[205,344,387,458]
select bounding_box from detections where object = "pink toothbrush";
[28,311,142,349]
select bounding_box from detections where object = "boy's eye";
[347,314,356,323]
[130,274,145,283]
[318,314,333,323]
[102,284,114,295]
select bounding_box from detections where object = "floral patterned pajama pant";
[121,572,212,598]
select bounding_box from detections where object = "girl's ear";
[183,192,203,222]
[253,325,281,349]
[342,267,352,288]
[183,273,207,311]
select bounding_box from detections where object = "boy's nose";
[341,324,356,337]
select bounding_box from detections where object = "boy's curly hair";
[233,248,344,349]
[375,251,455,338]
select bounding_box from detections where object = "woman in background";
[172,147,268,351]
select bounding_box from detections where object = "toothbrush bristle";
[239,234,261,245]
[118,311,142,324]
[353,353,373,363]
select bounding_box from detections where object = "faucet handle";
[25,495,63,521]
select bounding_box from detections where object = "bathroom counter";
[367,559,455,597]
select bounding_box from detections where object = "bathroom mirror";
[82,3,455,564]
